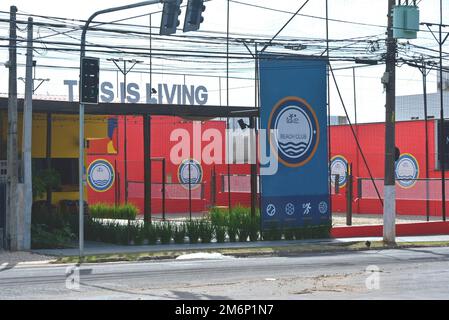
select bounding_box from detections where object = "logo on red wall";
[178,159,203,190]
[395,153,419,189]
[330,155,349,188]
[87,159,115,192]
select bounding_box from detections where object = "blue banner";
[259,56,330,228]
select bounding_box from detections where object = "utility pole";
[383,0,397,245]
[6,5,18,251]
[22,17,33,250]
[438,0,446,221]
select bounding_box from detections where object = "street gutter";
[53,240,449,264]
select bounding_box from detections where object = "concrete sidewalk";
[34,234,449,257]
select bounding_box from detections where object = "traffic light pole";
[79,0,162,261]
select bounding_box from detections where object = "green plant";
[262,221,282,241]
[157,222,173,244]
[173,223,186,244]
[284,228,295,240]
[128,223,144,245]
[32,168,61,200]
[249,216,260,241]
[89,203,138,220]
[144,223,158,245]
[186,220,201,244]
[114,223,129,245]
[209,207,227,226]
[31,224,73,249]
[214,225,226,243]
[226,210,240,242]
[199,219,214,243]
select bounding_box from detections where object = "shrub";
[173,223,186,244]
[89,203,138,220]
[31,224,73,249]
[226,211,239,243]
[128,223,145,245]
[157,222,173,244]
[31,202,74,249]
[199,219,214,243]
[32,168,61,200]
[186,220,201,244]
[209,207,227,226]
[283,228,295,240]
[214,225,226,243]
[115,223,129,245]
[144,223,158,245]
[249,216,260,241]
[262,221,282,241]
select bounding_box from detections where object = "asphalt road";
[1,246,449,300]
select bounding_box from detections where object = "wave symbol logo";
[269,97,320,167]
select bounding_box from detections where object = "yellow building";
[0,108,109,205]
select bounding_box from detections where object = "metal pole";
[422,63,430,221]
[189,160,192,220]
[22,17,33,250]
[353,67,360,214]
[250,116,256,218]
[6,5,18,251]
[124,60,128,204]
[46,112,52,211]
[226,0,232,215]
[439,0,446,221]
[383,0,397,245]
[78,0,162,260]
[162,157,166,221]
[346,163,353,226]
[325,0,332,219]
[143,114,151,224]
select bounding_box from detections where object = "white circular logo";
[87,159,115,192]
[275,106,314,160]
[395,154,419,188]
[269,97,319,167]
[330,156,348,187]
[266,204,276,217]
[285,203,295,216]
[319,201,328,214]
[178,159,203,190]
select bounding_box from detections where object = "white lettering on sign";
[64,80,208,105]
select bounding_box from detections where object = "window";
[436,120,449,171]
[32,158,79,186]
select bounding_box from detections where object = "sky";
[0,0,447,123]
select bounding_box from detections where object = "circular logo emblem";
[395,153,419,188]
[268,97,320,167]
[87,159,115,192]
[285,203,295,216]
[330,155,349,188]
[319,201,328,214]
[178,159,203,190]
[266,204,276,217]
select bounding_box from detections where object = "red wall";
[87,116,442,217]
[87,116,252,215]
[331,120,445,216]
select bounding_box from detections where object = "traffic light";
[160,0,183,36]
[183,0,206,32]
[80,57,99,104]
